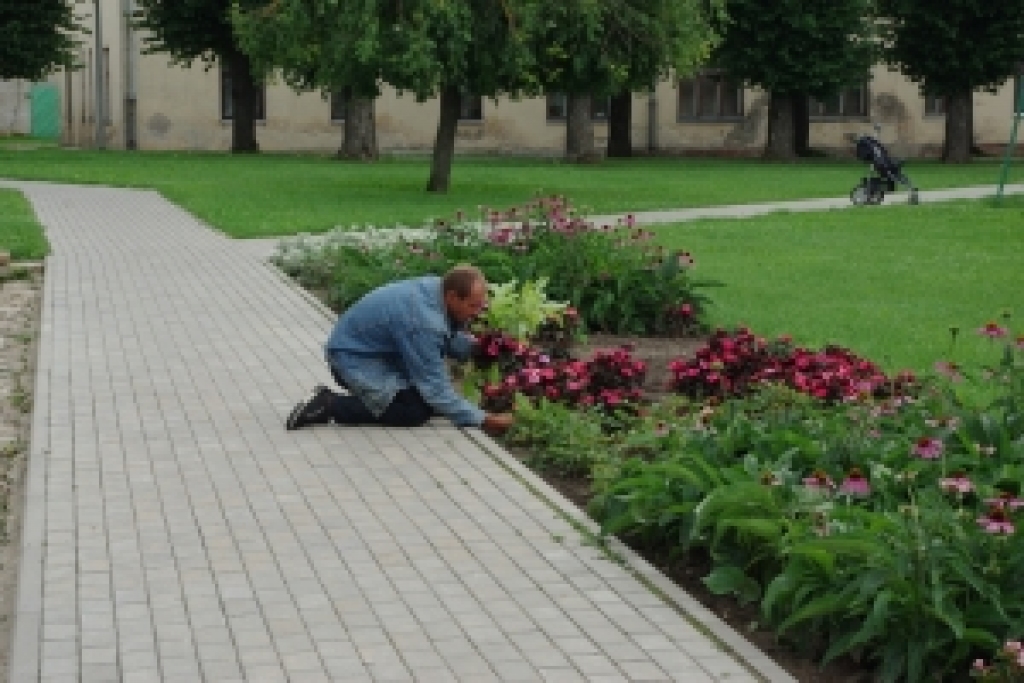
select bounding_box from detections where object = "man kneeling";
[286,265,515,436]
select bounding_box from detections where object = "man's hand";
[481,412,515,436]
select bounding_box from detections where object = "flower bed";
[275,198,1024,682]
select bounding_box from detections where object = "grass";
[655,200,1024,373]
[0,189,49,261]
[0,147,1018,237]
[0,146,1020,376]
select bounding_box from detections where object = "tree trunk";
[764,91,796,160]
[606,90,632,158]
[339,96,377,160]
[426,85,461,193]
[943,89,972,163]
[793,93,810,157]
[565,94,595,162]
[227,46,259,153]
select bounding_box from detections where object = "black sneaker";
[286,385,334,430]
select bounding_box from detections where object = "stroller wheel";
[908,189,920,205]
[850,184,870,206]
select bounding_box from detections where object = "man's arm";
[396,330,485,427]
[445,331,476,363]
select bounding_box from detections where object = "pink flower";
[925,415,959,430]
[978,321,1008,338]
[985,492,1024,510]
[912,436,944,459]
[933,361,963,382]
[939,473,974,495]
[839,469,871,496]
[978,506,1015,534]
[803,470,834,492]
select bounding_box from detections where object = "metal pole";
[94,0,106,149]
[995,79,1024,203]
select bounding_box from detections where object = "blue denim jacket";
[325,276,484,427]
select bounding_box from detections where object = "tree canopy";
[712,0,876,158]
[877,0,1024,161]
[0,0,79,81]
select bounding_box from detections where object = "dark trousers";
[328,366,434,427]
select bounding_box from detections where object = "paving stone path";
[0,180,793,683]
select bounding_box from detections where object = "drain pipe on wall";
[123,0,138,149]
[93,0,106,149]
[647,88,657,153]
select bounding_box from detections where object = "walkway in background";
[239,182,1024,262]
[0,179,792,682]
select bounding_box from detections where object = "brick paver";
[1,180,801,682]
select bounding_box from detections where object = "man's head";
[442,265,488,324]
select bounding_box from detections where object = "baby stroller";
[850,126,919,205]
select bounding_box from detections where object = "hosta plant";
[477,278,568,341]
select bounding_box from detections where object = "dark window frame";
[924,94,946,116]
[330,89,349,122]
[545,93,612,122]
[220,63,266,121]
[809,84,869,119]
[1015,71,1024,116]
[676,70,744,121]
[459,95,484,121]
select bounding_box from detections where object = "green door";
[30,84,60,139]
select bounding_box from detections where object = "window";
[809,84,867,118]
[545,93,612,121]
[924,94,946,116]
[330,89,349,122]
[459,95,483,121]
[220,64,266,120]
[677,70,742,120]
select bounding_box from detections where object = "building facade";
[38,0,1024,156]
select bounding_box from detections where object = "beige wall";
[0,80,32,135]
[50,0,1024,155]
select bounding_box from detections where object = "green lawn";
[655,200,1024,373]
[0,189,49,260]
[0,146,1018,237]
[0,147,1020,375]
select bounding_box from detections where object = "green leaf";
[778,593,843,633]
[702,565,762,605]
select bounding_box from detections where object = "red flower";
[978,321,1008,338]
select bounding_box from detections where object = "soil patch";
[0,263,43,680]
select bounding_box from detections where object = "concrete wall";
[0,81,31,136]
[52,0,1024,155]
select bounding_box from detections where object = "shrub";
[668,326,918,403]
[470,331,646,413]
[271,196,710,336]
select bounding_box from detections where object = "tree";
[531,0,718,162]
[238,0,534,191]
[135,0,265,152]
[0,0,78,81]
[232,0,386,159]
[414,0,536,191]
[877,0,1024,163]
[712,0,876,159]
[603,0,720,158]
